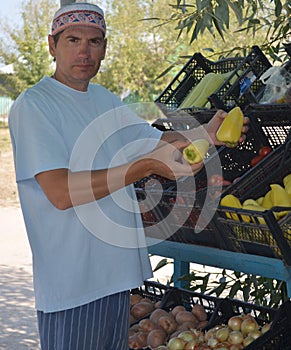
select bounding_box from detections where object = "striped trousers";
[37,291,130,350]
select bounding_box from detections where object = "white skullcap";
[51,2,106,36]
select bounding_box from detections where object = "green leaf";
[211,282,227,297]
[229,281,242,299]
[153,258,169,272]
[274,0,283,17]
[227,0,243,24]
[215,0,230,28]
[213,16,225,40]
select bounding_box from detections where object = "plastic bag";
[259,66,291,104]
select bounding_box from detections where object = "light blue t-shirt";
[9,77,163,312]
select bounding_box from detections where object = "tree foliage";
[0,0,289,102]
[0,0,57,99]
[163,0,290,61]
[94,0,194,102]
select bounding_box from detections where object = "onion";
[184,340,199,350]
[229,345,243,350]
[207,337,219,348]
[215,327,229,342]
[240,317,259,335]
[178,330,197,342]
[167,337,187,350]
[228,316,242,331]
[228,330,244,345]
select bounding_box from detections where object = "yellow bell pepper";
[242,203,266,224]
[270,183,291,218]
[220,194,242,221]
[256,197,265,206]
[183,139,209,164]
[283,174,291,188]
[262,190,273,209]
[216,106,244,147]
[283,174,291,198]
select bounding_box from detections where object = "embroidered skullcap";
[51,2,106,36]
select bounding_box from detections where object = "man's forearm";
[36,158,154,210]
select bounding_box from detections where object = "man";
[9,2,248,350]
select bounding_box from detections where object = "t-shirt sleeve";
[9,92,69,182]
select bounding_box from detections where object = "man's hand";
[205,109,250,146]
[144,139,204,180]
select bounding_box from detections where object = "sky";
[0,0,25,23]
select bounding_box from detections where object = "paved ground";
[0,206,174,350]
[0,206,40,350]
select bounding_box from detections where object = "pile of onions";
[163,313,271,350]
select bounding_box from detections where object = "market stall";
[132,46,291,349]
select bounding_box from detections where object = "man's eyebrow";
[64,34,80,39]
[64,34,103,40]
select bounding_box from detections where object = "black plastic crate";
[135,174,229,249]
[130,282,286,350]
[155,52,244,114]
[158,286,222,316]
[155,46,271,114]
[129,284,223,350]
[135,118,284,247]
[245,301,291,350]
[205,298,291,350]
[206,297,277,328]
[214,140,291,265]
[208,46,272,110]
[245,103,291,148]
[130,280,170,303]
[151,109,216,131]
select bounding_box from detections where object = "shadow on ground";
[0,265,40,350]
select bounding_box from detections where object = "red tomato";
[259,146,272,157]
[208,174,231,187]
[208,174,224,186]
[251,155,263,167]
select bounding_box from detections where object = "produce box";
[155,46,271,114]
[130,280,170,303]
[208,45,272,110]
[214,139,291,265]
[129,282,222,350]
[205,297,277,330]
[135,174,230,249]
[130,281,289,350]
[205,298,290,350]
[244,103,291,148]
[244,300,291,350]
[155,51,244,114]
[151,109,215,131]
[135,113,287,247]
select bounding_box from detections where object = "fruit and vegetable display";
[128,293,273,350]
[129,293,208,349]
[166,314,271,350]
[220,172,291,221]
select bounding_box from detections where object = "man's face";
[48,26,107,91]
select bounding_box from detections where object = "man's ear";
[101,38,107,61]
[48,35,56,59]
